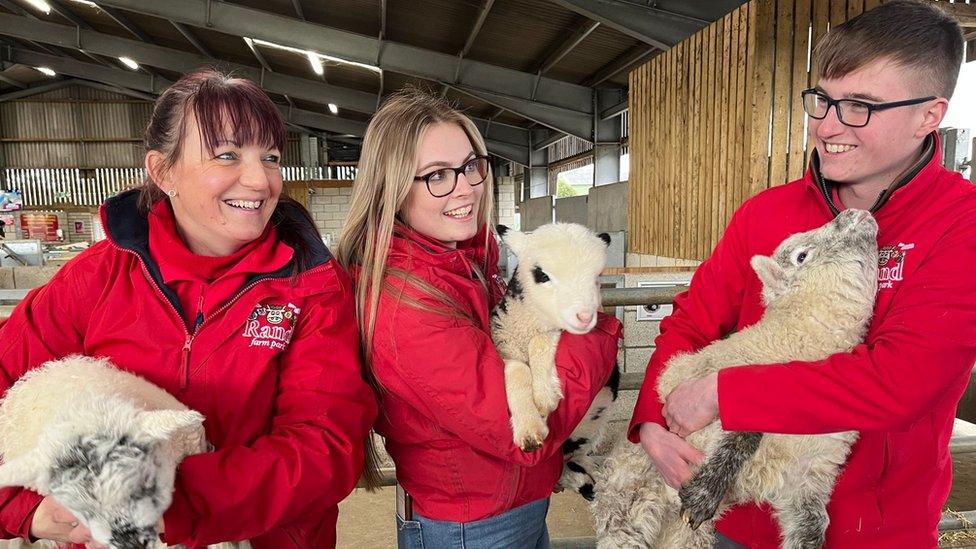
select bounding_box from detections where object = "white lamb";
[0,355,205,549]
[493,222,620,500]
[594,209,879,549]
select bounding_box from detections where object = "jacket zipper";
[109,242,329,390]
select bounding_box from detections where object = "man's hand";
[29,496,101,547]
[638,422,705,490]
[664,372,719,438]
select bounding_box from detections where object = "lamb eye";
[531,266,550,283]
[796,251,808,264]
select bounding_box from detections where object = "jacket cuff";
[15,490,44,541]
[627,397,667,443]
[161,489,195,547]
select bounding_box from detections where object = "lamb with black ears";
[492,222,621,501]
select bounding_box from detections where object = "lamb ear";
[597,232,611,246]
[0,452,43,489]
[138,410,204,442]
[496,226,527,254]
[750,255,787,296]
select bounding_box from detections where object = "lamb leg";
[679,431,763,529]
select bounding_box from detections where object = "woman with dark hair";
[0,69,376,548]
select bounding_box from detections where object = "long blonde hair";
[337,88,494,366]
[337,89,494,489]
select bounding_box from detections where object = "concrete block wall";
[307,185,353,247]
[521,196,554,231]
[66,212,94,244]
[587,181,628,233]
[554,195,588,225]
[496,177,516,229]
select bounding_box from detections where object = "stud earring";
[166,189,177,198]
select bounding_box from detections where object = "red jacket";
[369,224,621,522]
[629,134,976,548]
[0,190,377,548]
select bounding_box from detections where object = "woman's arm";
[0,250,101,539]
[373,292,621,466]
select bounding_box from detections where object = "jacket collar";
[390,222,499,280]
[805,131,940,218]
[102,189,331,276]
[101,190,333,319]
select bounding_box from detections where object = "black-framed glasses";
[801,88,936,128]
[413,155,490,198]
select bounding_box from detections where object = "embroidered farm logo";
[242,303,301,350]
[878,243,913,289]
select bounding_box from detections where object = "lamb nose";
[576,312,593,325]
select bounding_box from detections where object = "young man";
[629,1,976,547]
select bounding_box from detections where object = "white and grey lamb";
[0,355,206,549]
[493,222,620,500]
[594,208,879,549]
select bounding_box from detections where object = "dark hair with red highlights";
[140,69,320,272]
[140,69,287,208]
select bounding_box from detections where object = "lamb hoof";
[513,412,549,451]
[678,483,723,531]
[519,436,544,452]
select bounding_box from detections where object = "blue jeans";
[396,498,551,549]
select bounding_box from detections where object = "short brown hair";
[815,0,963,99]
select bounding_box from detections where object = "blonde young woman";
[338,89,621,548]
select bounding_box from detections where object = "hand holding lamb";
[0,355,205,549]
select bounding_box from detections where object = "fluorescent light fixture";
[247,37,381,74]
[35,67,56,77]
[328,103,338,114]
[118,57,139,70]
[307,51,324,76]
[25,0,51,14]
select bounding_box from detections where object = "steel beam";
[1,48,170,95]
[0,77,74,101]
[583,45,655,87]
[0,72,26,88]
[291,0,306,21]
[452,85,591,140]
[100,6,155,44]
[459,0,494,59]
[0,46,530,158]
[172,22,214,58]
[0,14,378,113]
[548,0,705,49]
[537,20,599,75]
[90,0,594,114]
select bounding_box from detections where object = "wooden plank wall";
[628,0,892,260]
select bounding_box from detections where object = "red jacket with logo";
[0,190,377,548]
[369,224,622,522]
[629,134,976,547]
